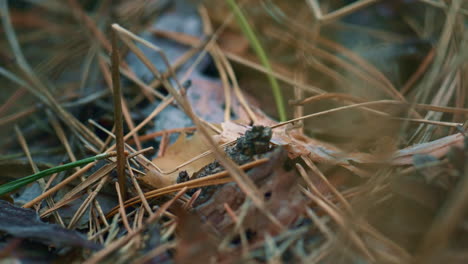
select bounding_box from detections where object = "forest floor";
[0,0,467,263]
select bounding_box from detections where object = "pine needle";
[0,152,117,196]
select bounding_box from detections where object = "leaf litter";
[0,1,468,263]
[0,200,100,250]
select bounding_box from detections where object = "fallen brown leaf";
[142,131,216,188]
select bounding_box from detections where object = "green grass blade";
[226,0,287,121]
[0,152,115,196]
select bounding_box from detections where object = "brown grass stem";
[111,28,127,201]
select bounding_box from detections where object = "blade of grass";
[0,152,117,196]
[225,0,287,121]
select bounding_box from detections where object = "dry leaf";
[0,200,100,250]
[142,131,216,188]
[195,148,304,235]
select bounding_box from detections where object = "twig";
[97,56,142,151]
[111,28,127,201]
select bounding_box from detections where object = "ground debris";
[178,126,273,203]
[194,146,304,235]
[0,200,100,250]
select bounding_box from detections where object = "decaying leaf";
[173,205,220,264]
[0,201,100,250]
[142,131,216,188]
[195,148,304,235]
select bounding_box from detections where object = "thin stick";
[302,156,352,213]
[111,28,127,200]
[97,56,142,150]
